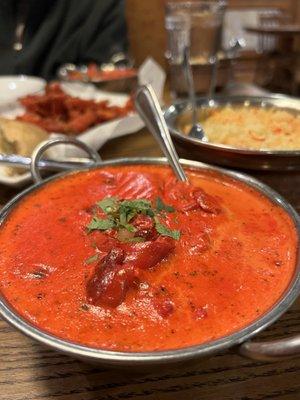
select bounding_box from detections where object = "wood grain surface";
[1,130,300,400]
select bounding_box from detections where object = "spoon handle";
[0,153,93,171]
[135,84,187,182]
[183,46,197,125]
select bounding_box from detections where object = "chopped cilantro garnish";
[97,197,118,214]
[120,199,152,212]
[119,199,153,224]
[122,222,136,233]
[86,197,180,240]
[156,197,175,213]
[87,217,115,232]
[154,216,180,240]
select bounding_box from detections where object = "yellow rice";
[184,107,300,150]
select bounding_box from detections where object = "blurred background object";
[57,54,138,93]
[0,0,127,80]
[0,0,299,95]
[165,0,226,98]
[125,0,300,97]
[125,0,167,68]
[245,10,300,95]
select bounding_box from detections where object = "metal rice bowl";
[164,95,300,171]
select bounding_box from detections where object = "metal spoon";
[182,46,207,141]
[135,84,188,182]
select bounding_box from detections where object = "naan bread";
[0,118,48,176]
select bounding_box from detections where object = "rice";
[184,107,300,150]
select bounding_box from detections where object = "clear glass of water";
[165,0,227,97]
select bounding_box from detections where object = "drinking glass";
[165,0,226,98]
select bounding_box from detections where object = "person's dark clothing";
[0,0,127,79]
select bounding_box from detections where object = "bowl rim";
[164,94,300,156]
[0,157,299,365]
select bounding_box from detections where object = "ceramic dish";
[0,75,45,106]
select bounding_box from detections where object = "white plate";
[0,82,143,187]
[0,75,45,106]
[0,59,166,187]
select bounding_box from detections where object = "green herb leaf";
[126,209,138,222]
[121,199,152,212]
[86,197,180,239]
[97,197,118,214]
[154,217,180,240]
[122,223,136,233]
[156,197,175,213]
[146,209,155,218]
[118,199,152,228]
[119,200,151,220]
[85,254,99,264]
[119,210,127,226]
[87,217,115,232]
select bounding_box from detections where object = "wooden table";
[1,130,300,400]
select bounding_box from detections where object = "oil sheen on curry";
[0,165,297,351]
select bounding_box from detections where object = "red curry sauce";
[0,165,297,351]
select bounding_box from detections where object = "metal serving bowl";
[0,139,299,368]
[164,95,300,171]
